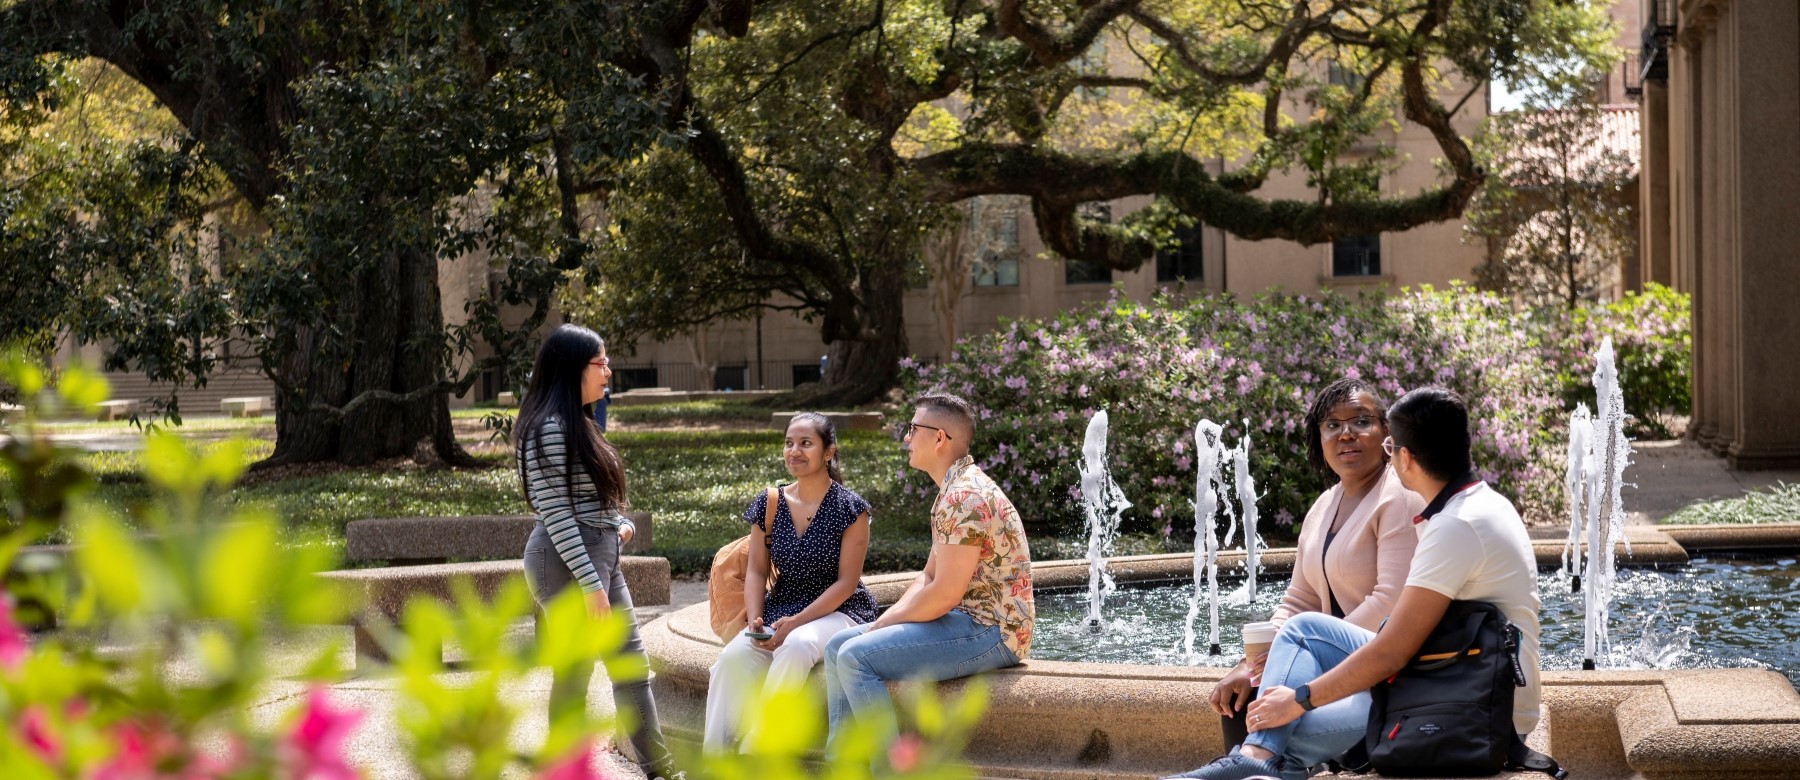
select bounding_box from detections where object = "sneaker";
[1159,745,1284,780]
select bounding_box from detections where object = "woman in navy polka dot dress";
[702,412,877,752]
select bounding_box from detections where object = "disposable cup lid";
[1241,621,1279,643]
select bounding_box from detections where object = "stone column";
[1724,0,1800,467]
[1639,80,1674,288]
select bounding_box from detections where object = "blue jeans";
[823,610,1019,754]
[1244,612,1376,780]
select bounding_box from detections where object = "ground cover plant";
[1664,482,1800,526]
[903,283,1691,543]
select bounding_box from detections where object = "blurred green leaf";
[55,365,111,413]
[201,518,277,624]
[71,507,147,612]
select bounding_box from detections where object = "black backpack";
[1354,600,1565,778]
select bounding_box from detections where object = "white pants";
[703,610,859,753]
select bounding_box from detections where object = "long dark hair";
[1303,377,1389,475]
[788,411,845,484]
[515,324,627,510]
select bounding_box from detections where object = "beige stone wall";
[1639,0,1800,467]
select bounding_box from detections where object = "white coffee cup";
[1241,621,1278,662]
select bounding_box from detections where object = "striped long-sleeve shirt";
[520,415,634,593]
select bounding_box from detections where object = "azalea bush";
[1548,283,1691,438]
[900,283,1691,541]
[0,355,980,779]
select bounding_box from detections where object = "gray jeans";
[523,522,670,776]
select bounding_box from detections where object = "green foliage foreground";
[1,358,982,778]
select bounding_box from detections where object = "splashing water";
[1080,410,1132,630]
[1562,404,1593,591]
[1580,337,1634,669]
[1183,420,1225,657]
[1229,427,1260,605]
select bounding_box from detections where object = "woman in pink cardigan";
[1208,377,1424,749]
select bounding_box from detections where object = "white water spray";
[1080,410,1132,630]
[1579,337,1634,669]
[1183,420,1225,657]
[1232,428,1261,603]
[1562,404,1593,591]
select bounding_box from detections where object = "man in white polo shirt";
[1161,387,1541,780]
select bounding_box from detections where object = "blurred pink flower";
[20,707,58,762]
[888,733,925,773]
[282,687,363,780]
[539,740,606,780]
[0,596,27,669]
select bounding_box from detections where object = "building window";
[1065,201,1115,285]
[714,365,747,391]
[1332,234,1382,277]
[1328,61,1365,94]
[1156,223,1205,282]
[973,200,1022,287]
[791,363,822,387]
[612,366,659,392]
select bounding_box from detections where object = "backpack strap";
[1506,733,1567,780]
[763,486,778,549]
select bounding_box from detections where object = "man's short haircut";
[911,390,977,440]
[1387,386,1473,481]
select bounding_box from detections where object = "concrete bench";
[219,396,271,418]
[0,403,21,423]
[343,512,653,564]
[495,391,519,407]
[96,400,138,422]
[320,556,671,669]
[769,411,885,432]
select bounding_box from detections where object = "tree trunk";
[263,241,475,467]
[792,261,909,408]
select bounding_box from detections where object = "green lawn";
[79,420,941,574]
[1663,482,1800,526]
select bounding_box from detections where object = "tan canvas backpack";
[707,487,778,641]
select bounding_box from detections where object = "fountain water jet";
[1562,404,1593,592]
[1578,337,1634,670]
[1079,410,1131,630]
[1183,420,1226,657]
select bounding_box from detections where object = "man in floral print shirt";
[822,391,1034,760]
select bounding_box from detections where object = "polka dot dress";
[742,482,878,625]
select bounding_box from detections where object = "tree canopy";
[576,0,1617,403]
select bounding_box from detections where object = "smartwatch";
[1295,683,1317,711]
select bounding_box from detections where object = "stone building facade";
[1636,0,1800,467]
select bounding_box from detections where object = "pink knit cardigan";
[1271,465,1424,633]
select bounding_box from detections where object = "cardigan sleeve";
[1271,490,1332,628]
[1338,475,1425,632]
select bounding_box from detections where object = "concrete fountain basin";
[642,537,1800,779]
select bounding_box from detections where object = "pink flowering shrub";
[1549,283,1691,437]
[901,283,1690,539]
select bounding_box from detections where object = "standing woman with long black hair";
[517,324,674,779]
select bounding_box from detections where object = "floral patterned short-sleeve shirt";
[933,455,1035,659]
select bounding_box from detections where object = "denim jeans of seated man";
[822,609,1019,761]
[1243,612,1376,780]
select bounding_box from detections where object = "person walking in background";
[514,324,675,780]
[703,412,877,752]
[822,391,1033,764]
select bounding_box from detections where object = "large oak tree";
[579,0,1614,405]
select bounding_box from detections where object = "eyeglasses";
[1381,436,1397,457]
[896,421,952,441]
[1320,415,1381,437]
[589,357,610,369]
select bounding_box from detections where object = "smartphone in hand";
[743,629,774,640]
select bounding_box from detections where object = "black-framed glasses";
[1320,415,1381,436]
[896,421,952,441]
[1381,436,1397,457]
